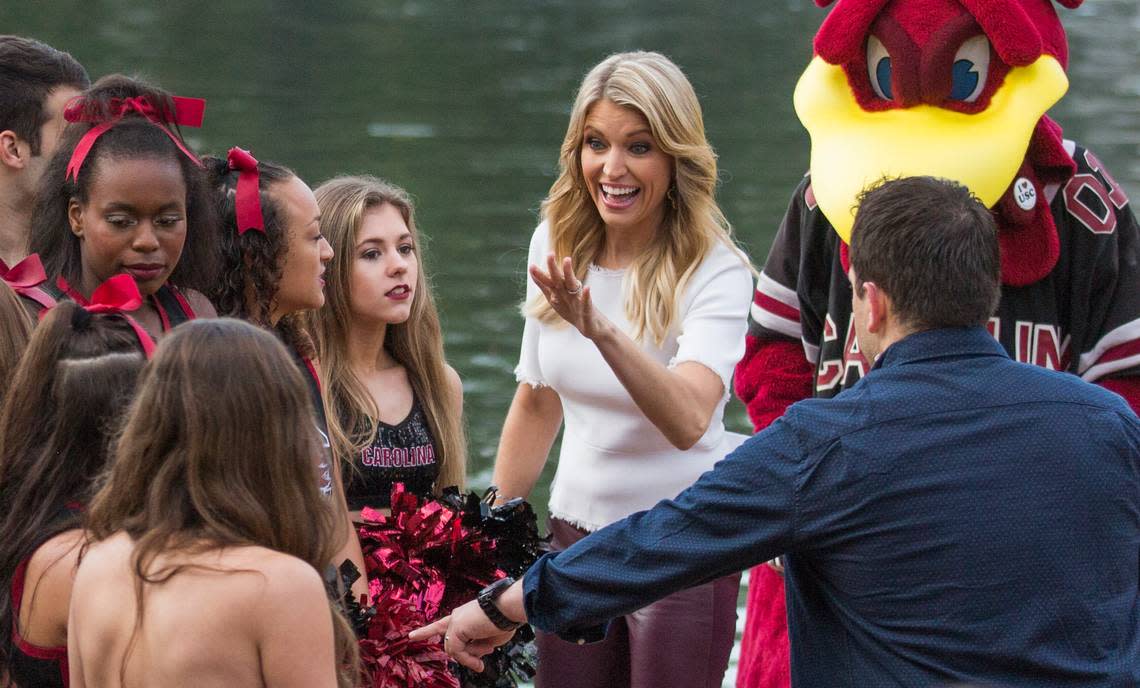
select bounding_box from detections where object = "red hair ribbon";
[0,254,48,293]
[57,274,156,358]
[64,95,207,182]
[227,147,265,234]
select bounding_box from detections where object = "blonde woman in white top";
[491,51,754,688]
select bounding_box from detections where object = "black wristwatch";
[477,577,522,630]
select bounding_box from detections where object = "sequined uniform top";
[343,396,439,510]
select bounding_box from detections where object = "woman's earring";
[667,184,678,209]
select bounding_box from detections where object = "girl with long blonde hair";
[490,51,754,687]
[69,319,359,688]
[309,175,465,516]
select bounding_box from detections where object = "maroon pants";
[535,518,739,688]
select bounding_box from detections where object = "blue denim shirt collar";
[872,326,1009,372]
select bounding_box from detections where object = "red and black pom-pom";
[351,484,550,688]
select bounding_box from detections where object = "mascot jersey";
[755,145,1140,398]
[732,1,1140,687]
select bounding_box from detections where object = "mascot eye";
[866,35,893,100]
[949,35,990,102]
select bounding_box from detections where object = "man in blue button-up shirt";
[415,177,1140,686]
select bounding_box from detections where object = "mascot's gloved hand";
[734,335,814,432]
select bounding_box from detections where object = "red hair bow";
[58,274,156,357]
[1,254,58,310]
[227,147,265,235]
[64,95,207,182]
[0,254,48,292]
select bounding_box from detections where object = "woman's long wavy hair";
[83,319,358,687]
[0,302,145,677]
[201,156,314,356]
[28,74,220,295]
[533,50,750,345]
[308,176,466,494]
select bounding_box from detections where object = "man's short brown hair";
[0,36,89,155]
[850,176,1001,330]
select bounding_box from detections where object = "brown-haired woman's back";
[69,534,336,688]
[67,319,358,688]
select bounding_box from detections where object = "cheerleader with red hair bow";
[24,74,220,337]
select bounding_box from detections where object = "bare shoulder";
[73,532,133,581]
[226,547,326,604]
[255,549,323,586]
[236,549,330,639]
[445,364,464,408]
[25,529,85,600]
[28,529,85,573]
[70,532,135,621]
[248,551,337,687]
[182,288,217,319]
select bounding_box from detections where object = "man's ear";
[0,131,29,171]
[863,281,891,334]
[67,198,84,237]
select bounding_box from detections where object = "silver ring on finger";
[566,283,582,295]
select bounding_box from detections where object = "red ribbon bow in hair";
[0,254,48,292]
[1,254,58,310]
[64,95,207,181]
[58,274,156,357]
[227,147,265,235]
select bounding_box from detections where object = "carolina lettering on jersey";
[748,142,1140,399]
[359,443,437,469]
[814,316,1072,392]
[814,314,870,392]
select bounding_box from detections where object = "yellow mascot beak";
[794,55,1068,243]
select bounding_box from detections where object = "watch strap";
[477,577,521,630]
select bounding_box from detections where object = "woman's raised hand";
[530,254,610,341]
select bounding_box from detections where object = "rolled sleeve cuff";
[523,553,608,644]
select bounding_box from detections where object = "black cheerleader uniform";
[343,395,440,510]
[286,343,333,497]
[23,280,198,330]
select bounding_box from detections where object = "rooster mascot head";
[797,0,1083,285]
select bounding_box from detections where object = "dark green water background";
[7,2,1137,682]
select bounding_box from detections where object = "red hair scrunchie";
[56,274,157,358]
[227,147,265,235]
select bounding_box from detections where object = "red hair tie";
[56,274,157,358]
[226,147,265,235]
[64,95,207,182]
[0,254,48,293]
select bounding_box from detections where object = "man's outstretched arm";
[412,422,805,668]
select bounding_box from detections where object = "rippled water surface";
[8,2,1137,685]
